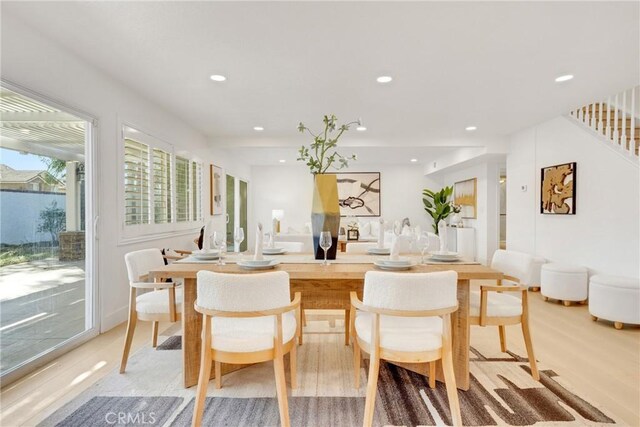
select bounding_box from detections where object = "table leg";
[182,278,201,388]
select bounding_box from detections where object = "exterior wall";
[0,190,66,244]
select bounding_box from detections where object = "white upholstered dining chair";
[468,249,539,380]
[350,271,462,427]
[120,248,183,373]
[192,271,301,427]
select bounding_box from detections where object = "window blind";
[191,161,203,222]
[124,139,150,225]
[152,148,172,224]
[175,156,189,222]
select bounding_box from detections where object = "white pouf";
[589,275,640,329]
[540,263,588,306]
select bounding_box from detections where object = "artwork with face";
[454,178,477,219]
[210,164,223,215]
[335,172,381,217]
[541,162,576,214]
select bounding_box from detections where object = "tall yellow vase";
[311,174,340,260]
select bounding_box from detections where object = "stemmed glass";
[416,232,431,264]
[319,231,332,266]
[234,227,245,253]
[213,231,226,265]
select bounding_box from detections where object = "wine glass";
[234,227,245,253]
[319,231,332,266]
[213,231,226,265]
[416,232,431,264]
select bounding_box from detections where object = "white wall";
[507,116,639,278]
[249,163,441,246]
[1,15,248,331]
[442,162,501,264]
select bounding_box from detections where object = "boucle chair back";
[491,250,534,283]
[197,271,290,312]
[124,248,165,282]
[363,271,458,311]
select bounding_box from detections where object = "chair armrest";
[478,284,526,326]
[481,284,527,293]
[194,292,302,317]
[130,281,176,289]
[350,291,457,317]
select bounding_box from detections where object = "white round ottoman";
[589,275,640,330]
[541,263,588,306]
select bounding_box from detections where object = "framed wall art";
[454,178,477,219]
[541,162,576,214]
[335,172,381,217]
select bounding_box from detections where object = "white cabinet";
[447,227,476,261]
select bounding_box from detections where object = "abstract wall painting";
[335,172,381,217]
[541,162,576,214]
[454,178,477,218]
[210,164,224,215]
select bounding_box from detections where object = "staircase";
[569,86,639,161]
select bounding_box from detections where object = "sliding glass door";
[0,83,96,382]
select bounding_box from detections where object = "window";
[124,138,150,225]
[122,125,202,236]
[152,148,172,224]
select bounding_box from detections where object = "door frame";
[0,79,100,385]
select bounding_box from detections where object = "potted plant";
[297,115,359,259]
[422,186,454,234]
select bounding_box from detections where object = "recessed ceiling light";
[410,158,418,163]
[279,159,286,163]
[465,126,477,131]
[555,74,574,83]
[210,74,227,82]
[20,129,30,134]
[376,76,393,83]
[253,126,264,131]
[356,126,367,131]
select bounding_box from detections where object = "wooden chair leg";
[362,352,380,427]
[344,309,350,346]
[192,350,212,427]
[119,308,137,373]
[498,325,507,352]
[428,361,436,389]
[214,361,222,389]
[441,351,462,426]
[353,339,361,388]
[151,321,159,348]
[273,354,291,427]
[521,319,539,380]
[289,343,297,389]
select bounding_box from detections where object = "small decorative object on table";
[347,218,360,240]
[449,203,463,227]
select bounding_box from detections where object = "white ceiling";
[3,1,639,154]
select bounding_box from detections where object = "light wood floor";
[1,291,639,426]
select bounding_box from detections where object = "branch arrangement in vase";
[422,186,454,234]
[297,114,359,174]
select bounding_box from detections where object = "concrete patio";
[0,259,86,374]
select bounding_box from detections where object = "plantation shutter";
[175,156,189,222]
[124,139,150,225]
[152,148,172,224]
[191,161,203,221]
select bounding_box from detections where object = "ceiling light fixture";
[356,126,367,131]
[253,126,264,131]
[279,159,286,163]
[20,129,31,134]
[410,158,418,163]
[210,74,227,82]
[376,76,393,83]
[555,74,574,83]
[465,126,477,131]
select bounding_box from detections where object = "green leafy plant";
[297,114,359,174]
[422,186,454,234]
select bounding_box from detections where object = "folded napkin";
[390,234,400,261]
[377,218,385,249]
[438,219,448,253]
[267,231,275,249]
[254,223,264,261]
[402,225,412,236]
[202,220,212,251]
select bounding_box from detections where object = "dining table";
[149,252,503,390]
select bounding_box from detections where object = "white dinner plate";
[367,247,390,255]
[237,259,280,270]
[429,251,461,261]
[378,257,412,266]
[192,250,220,260]
[374,260,417,271]
[263,247,286,255]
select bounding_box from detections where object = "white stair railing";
[570,86,639,158]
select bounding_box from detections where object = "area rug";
[41,329,617,427]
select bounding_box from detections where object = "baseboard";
[101,305,128,333]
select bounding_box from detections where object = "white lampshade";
[272,209,284,220]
